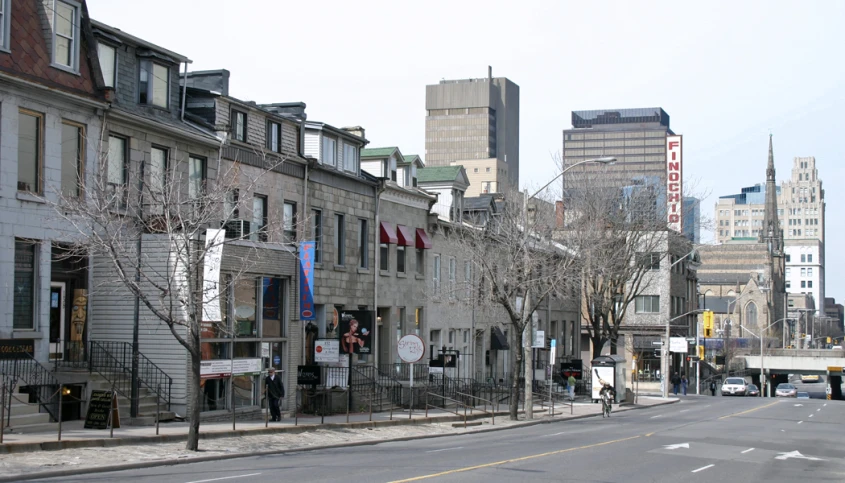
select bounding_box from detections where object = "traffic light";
[698,345,705,360]
[703,311,714,338]
[827,337,832,344]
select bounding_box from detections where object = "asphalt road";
[32,396,845,483]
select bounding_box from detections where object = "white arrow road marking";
[185,474,263,483]
[541,432,566,437]
[798,421,803,424]
[650,415,663,419]
[692,464,715,473]
[775,450,825,461]
[664,443,690,450]
[679,409,690,413]
[809,414,814,418]
[426,447,464,453]
[823,403,827,407]
[816,408,821,412]
[741,448,755,454]
[794,404,804,407]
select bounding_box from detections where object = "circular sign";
[397,335,425,363]
[316,345,323,353]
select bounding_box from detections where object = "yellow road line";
[718,400,780,420]
[388,435,641,483]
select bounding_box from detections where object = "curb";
[0,399,677,482]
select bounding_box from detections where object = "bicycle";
[600,392,612,418]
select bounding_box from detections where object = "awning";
[396,225,415,246]
[379,221,398,244]
[491,326,510,351]
[415,228,432,249]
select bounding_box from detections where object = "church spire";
[760,134,780,252]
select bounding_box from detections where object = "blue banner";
[299,241,316,320]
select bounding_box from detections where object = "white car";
[721,377,748,396]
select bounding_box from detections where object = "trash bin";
[590,355,627,404]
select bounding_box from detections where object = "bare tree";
[438,191,578,420]
[47,133,294,451]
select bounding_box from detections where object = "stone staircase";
[1,384,56,434]
[86,374,176,426]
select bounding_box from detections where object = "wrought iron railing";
[87,341,173,412]
[380,363,429,382]
[0,356,60,422]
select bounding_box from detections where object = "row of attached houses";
[0,1,603,425]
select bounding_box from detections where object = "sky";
[89,0,845,301]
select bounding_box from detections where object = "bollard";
[156,384,161,436]
[108,387,115,439]
[346,388,350,424]
[58,388,63,442]
[1,379,5,445]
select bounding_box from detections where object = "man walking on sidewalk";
[568,374,576,401]
[265,368,285,422]
[671,372,681,395]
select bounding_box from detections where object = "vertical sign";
[339,311,373,354]
[299,241,315,320]
[202,228,225,323]
[666,135,683,233]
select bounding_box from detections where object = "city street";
[31,396,845,483]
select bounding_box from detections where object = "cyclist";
[599,381,616,417]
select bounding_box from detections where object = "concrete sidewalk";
[0,395,678,482]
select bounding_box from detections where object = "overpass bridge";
[740,349,845,375]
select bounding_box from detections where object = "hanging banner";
[202,228,226,323]
[299,241,316,320]
[666,135,683,233]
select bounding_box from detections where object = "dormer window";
[52,0,81,72]
[139,60,169,108]
[231,110,247,142]
[97,42,116,88]
[342,143,358,173]
[1,0,11,51]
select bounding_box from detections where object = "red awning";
[396,225,415,246]
[415,228,432,249]
[380,221,398,244]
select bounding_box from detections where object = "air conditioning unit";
[222,219,251,239]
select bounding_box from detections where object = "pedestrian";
[265,367,285,422]
[681,373,688,396]
[709,380,717,396]
[568,374,576,401]
[671,372,681,395]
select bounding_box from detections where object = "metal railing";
[0,356,60,423]
[87,341,173,412]
[424,391,495,428]
[381,363,429,382]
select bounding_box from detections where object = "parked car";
[721,377,748,396]
[801,374,820,383]
[776,383,798,397]
[797,392,810,399]
[746,384,760,397]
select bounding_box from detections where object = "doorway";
[49,282,66,360]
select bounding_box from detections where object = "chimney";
[555,201,565,229]
[341,126,366,140]
[488,65,492,81]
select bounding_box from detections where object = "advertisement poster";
[591,366,614,401]
[314,339,340,362]
[298,241,316,320]
[339,311,373,354]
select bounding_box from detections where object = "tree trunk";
[510,341,522,420]
[609,333,619,356]
[185,331,202,451]
[590,332,605,360]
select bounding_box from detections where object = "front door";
[49,282,66,360]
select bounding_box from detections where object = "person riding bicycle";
[599,381,616,403]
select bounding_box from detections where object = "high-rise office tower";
[425,67,519,197]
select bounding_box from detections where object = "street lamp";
[521,156,615,417]
[662,308,704,398]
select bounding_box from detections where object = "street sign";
[550,339,557,363]
[669,337,688,353]
[397,335,425,363]
[532,330,545,348]
[686,338,696,342]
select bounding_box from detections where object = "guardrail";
[424,391,495,428]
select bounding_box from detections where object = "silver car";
[721,377,748,396]
[776,383,798,397]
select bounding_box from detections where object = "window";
[397,246,406,273]
[97,42,116,88]
[449,258,456,296]
[486,167,491,173]
[635,295,659,313]
[785,268,791,277]
[473,168,478,173]
[322,136,337,167]
[416,248,425,275]
[188,156,206,199]
[251,194,267,242]
[283,201,296,243]
[13,240,38,330]
[379,243,389,271]
[312,209,322,263]
[801,254,806,263]
[0,0,10,51]
[231,110,247,142]
[358,219,369,269]
[343,143,358,172]
[334,214,345,265]
[464,261,471,299]
[808,280,813,288]
[107,135,127,205]
[786,281,791,289]
[638,252,660,270]
[266,121,282,153]
[149,146,167,201]
[807,254,813,263]
[433,255,441,294]
[18,110,43,193]
[139,60,169,108]
[59,121,84,197]
[807,268,813,277]
[801,281,806,288]
[52,0,80,71]
[785,254,791,263]
[261,277,286,338]
[801,268,806,277]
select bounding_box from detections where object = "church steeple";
[760,134,781,253]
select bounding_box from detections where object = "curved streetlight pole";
[521,157,615,418]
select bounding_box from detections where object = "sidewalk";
[0,395,677,481]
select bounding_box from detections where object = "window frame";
[51,0,81,72]
[322,136,337,167]
[358,219,369,269]
[283,201,297,243]
[416,248,425,275]
[188,155,207,200]
[138,59,170,108]
[635,295,660,313]
[17,109,45,194]
[97,41,117,88]
[312,209,323,264]
[0,0,10,52]
[231,109,248,143]
[334,213,345,266]
[148,145,168,200]
[13,239,38,330]
[251,194,268,242]
[60,120,85,198]
[343,143,358,173]
[379,243,389,272]
[106,134,128,207]
[267,120,282,153]
[433,254,441,294]
[397,245,406,273]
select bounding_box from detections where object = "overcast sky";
[90,0,844,301]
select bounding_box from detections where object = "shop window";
[14,240,38,330]
[262,277,286,338]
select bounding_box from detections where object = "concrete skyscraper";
[425,67,519,196]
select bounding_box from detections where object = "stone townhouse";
[81,21,222,419]
[0,0,107,367]
[360,147,437,370]
[181,70,309,418]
